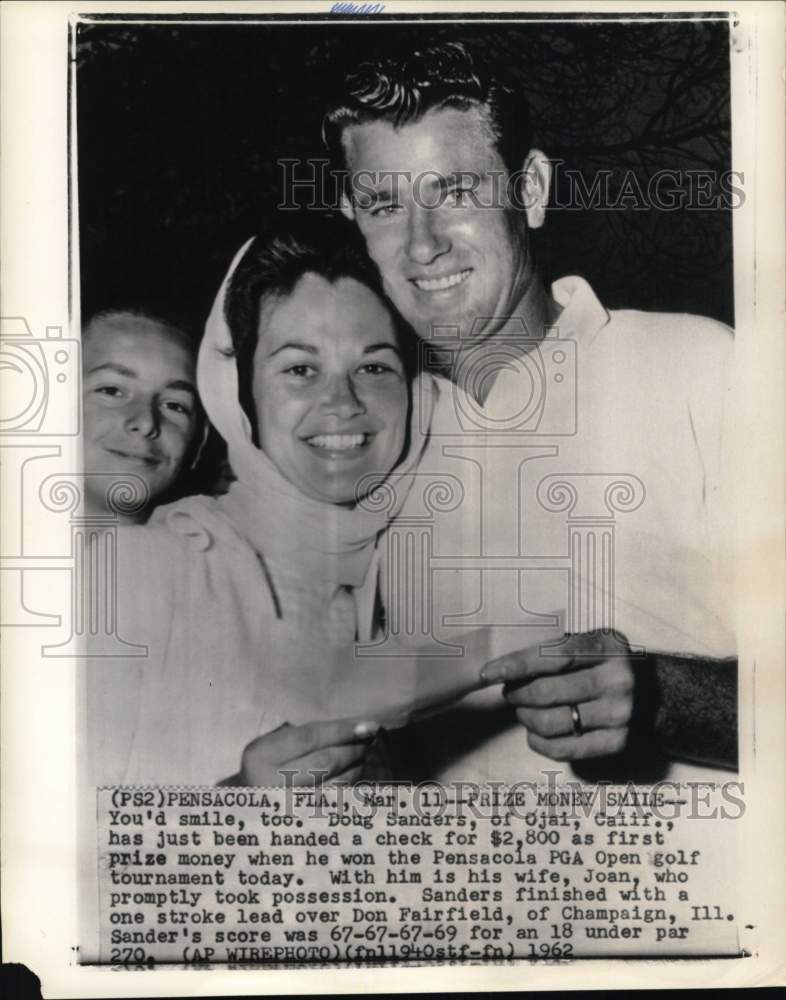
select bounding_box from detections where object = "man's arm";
[483,631,738,770]
[643,653,737,769]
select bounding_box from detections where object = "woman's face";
[252,273,409,505]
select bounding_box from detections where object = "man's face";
[341,104,541,344]
[252,273,409,506]
[82,318,199,515]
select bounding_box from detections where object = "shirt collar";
[434,277,610,422]
[549,275,610,341]
[479,276,609,420]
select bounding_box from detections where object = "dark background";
[76,15,735,337]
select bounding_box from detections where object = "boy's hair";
[322,39,533,176]
[82,308,195,354]
[224,214,416,439]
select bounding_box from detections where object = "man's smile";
[411,268,472,293]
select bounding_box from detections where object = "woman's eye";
[284,364,317,378]
[163,400,192,417]
[358,361,401,378]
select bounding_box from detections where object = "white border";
[1,1,784,995]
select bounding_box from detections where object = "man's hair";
[322,39,534,176]
[224,214,415,439]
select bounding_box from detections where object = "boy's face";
[82,317,199,516]
[252,274,409,505]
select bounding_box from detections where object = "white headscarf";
[197,238,435,589]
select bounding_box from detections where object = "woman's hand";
[220,718,381,786]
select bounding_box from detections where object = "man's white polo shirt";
[379,275,736,784]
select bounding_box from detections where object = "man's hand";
[481,631,634,761]
[220,719,380,786]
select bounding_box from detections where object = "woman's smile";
[304,431,374,453]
